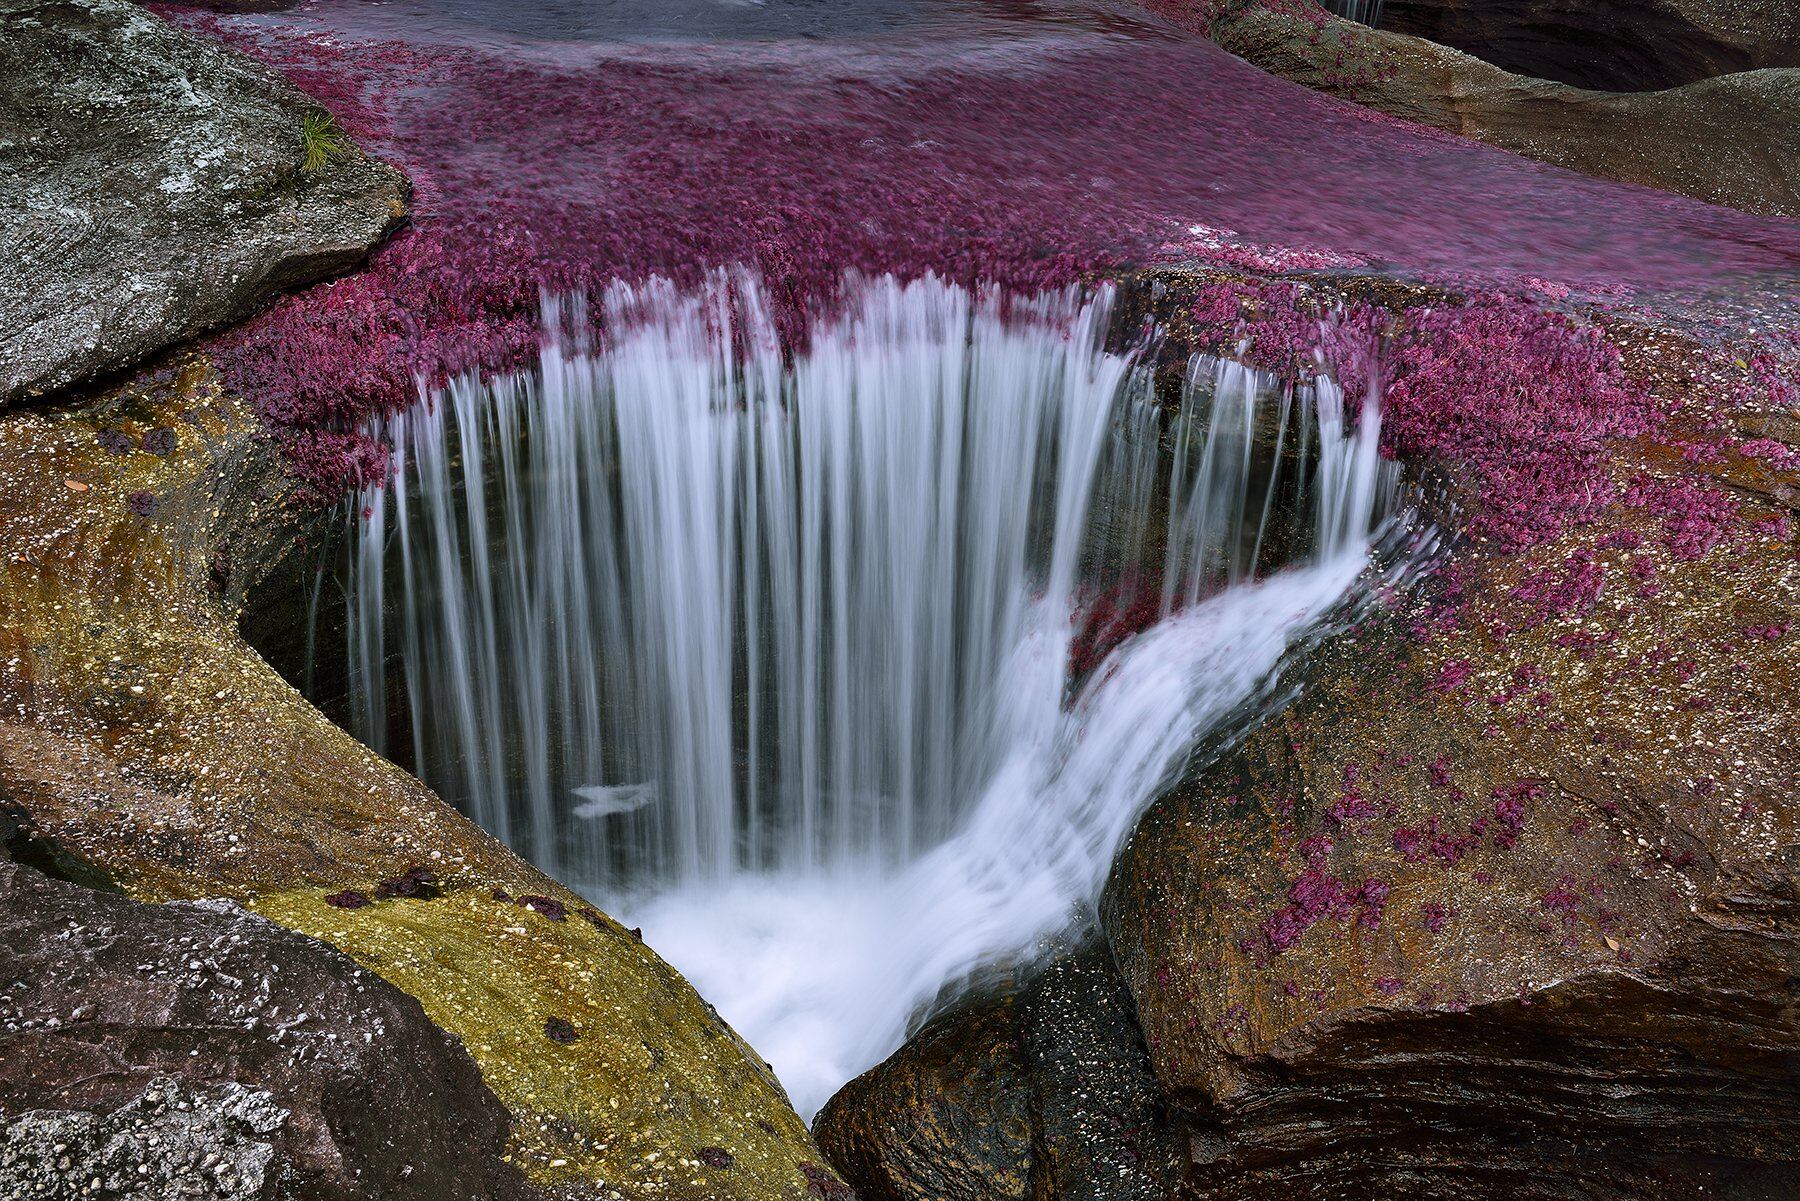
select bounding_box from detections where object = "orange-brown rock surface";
[817,945,1179,1201]
[819,283,1800,1199]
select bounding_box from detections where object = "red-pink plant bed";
[154,3,1798,502]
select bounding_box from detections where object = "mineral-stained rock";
[0,856,541,1201]
[1180,0,1800,216]
[1381,0,1800,92]
[1096,335,1800,1195]
[816,943,1178,1201]
[0,357,847,1199]
[0,0,406,406]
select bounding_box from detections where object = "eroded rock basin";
[3,1,1798,1198]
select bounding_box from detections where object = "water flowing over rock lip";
[325,271,1418,1113]
[152,1,1800,501]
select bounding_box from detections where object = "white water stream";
[345,273,1396,1116]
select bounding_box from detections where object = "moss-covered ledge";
[0,356,847,1200]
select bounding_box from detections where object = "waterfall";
[342,272,1399,1114]
[1324,0,1384,27]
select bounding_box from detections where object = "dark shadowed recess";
[1381,0,1800,92]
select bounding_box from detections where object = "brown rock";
[817,944,1178,1201]
[1202,1,1800,216]
[817,994,1035,1201]
[0,856,542,1200]
[1097,329,1800,1195]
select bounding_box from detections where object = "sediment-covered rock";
[0,357,847,1199]
[1167,0,1800,216]
[0,857,540,1200]
[1381,0,1800,92]
[0,0,406,406]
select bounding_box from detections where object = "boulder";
[1094,320,1800,1194]
[816,944,1179,1201]
[0,0,406,406]
[1180,0,1800,216]
[816,994,1034,1201]
[0,856,541,1201]
[1380,0,1800,92]
[0,355,847,1199]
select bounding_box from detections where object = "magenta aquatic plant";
[1186,284,1660,557]
[1622,474,1739,560]
[152,5,1798,501]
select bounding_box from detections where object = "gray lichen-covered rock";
[0,857,541,1201]
[2,1077,287,1200]
[0,0,406,406]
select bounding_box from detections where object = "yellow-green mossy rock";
[0,356,848,1200]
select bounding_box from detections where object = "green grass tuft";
[300,110,351,174]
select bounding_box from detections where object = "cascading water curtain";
[1324,0,1384,26]
[345,273,1393,893]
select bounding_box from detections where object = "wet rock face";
[1381,0,1800,92]
[815,996,1035,1201]
[0,0,405,406]
[815,945,1179,1201]
[0,857,541,1201]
